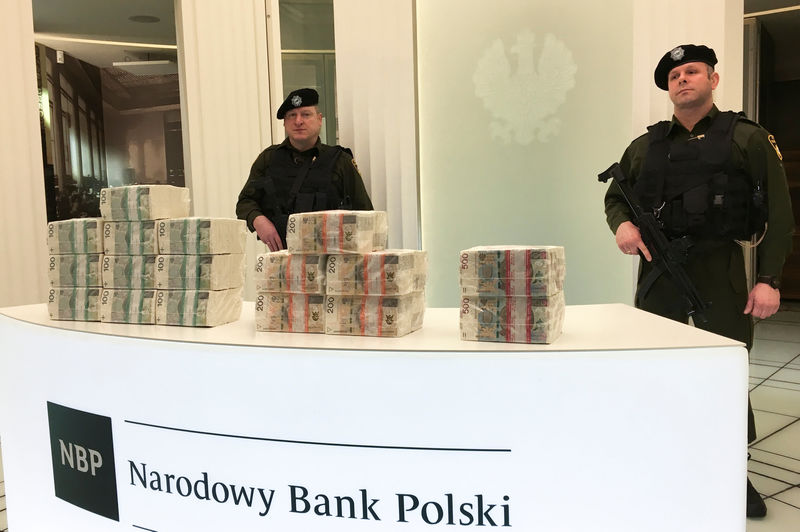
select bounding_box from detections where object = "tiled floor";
[747,302,800,531]
[0,306,797,532]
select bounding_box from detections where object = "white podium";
[0,303,748,531]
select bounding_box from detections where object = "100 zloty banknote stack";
[255,210,427,337]
[46,218,104,321]
[98,185,190,325]
[458,245,566,344]
[154,217,246,327]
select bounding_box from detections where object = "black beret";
[276,88,319,119]
[654,44,717,90]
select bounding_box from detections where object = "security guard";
[604,44,794,518]
[236,88,373,251]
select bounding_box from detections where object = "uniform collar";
[668,104,720,135]
[279,137,323,156]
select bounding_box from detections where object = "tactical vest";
[633,111,766,240]
[257,145,352,242]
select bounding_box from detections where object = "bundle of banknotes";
[459,245,566,344]
[47,218,104,254]
[48,254,103,287]
[157,217,247,255]
[103,221,159,255]
[99,289,157,324]
[254,251,327,294]
[324,292,425,337]
[285,210,388,254]
[254,292,326,333]
[325,250,427,295]
[459,291,565,344]
[100,185,190,221]
[102,255,157,289]
[459,245,565,297]
[155,253,245,291]
[155,287,243,327]
[48,287,101,321]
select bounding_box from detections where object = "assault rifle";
[598,162,709,324]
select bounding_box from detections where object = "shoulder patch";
[351,158,359,172]
[768,134,783,160]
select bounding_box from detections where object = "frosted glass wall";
[418,0,635,307]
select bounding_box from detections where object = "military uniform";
[604,104,794,442]
[236,137,373,245]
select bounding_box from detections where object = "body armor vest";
[634,111,766,240]
[257,145,351,242]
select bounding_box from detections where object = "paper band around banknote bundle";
[47,218,104,255]
[459,291,565,344]
[103,221,158,255]
[459,245,565,297]
[285,210,388,254]
[155,254,245,291]
[99,289,157,324]
[325,250,428,295]
[47,287,101,321]
[324,291,425,337]
[254,251,327,294]
[101,255,157,289]
[48,254,103,287]
[155,287,242,327]
[157,217,247,255]
[99,185,190,221]
[254,292,325,333]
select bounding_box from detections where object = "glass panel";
[279,0,334,51]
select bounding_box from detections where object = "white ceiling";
[30,0,800,79]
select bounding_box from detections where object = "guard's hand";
[615,221,652,262]
[744,282,780,319]
[253,215,284,252]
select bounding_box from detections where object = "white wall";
[0,0,48,307]
[417,0,744,308]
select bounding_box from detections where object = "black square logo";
[47,402,119,521]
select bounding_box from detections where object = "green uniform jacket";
[236,138,374,233]
[605,105,794,282]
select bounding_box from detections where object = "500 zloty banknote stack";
[324,292,425,337]
[286,210,388,254]
[47,287,101,321]
[254,292,326,333]
[254,250,327,293]
[459,246,566,344]
[155,288,243,327]
[460,291,565,344]
[46,218,105,321]
[99,185,190,221]
[325,250,427,296]
[459,245,565,297]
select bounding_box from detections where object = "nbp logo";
[47,402,119,521]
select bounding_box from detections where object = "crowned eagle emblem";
[473,30,577,144]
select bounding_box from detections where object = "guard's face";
[284,106,323,146]
[667,62,719,110]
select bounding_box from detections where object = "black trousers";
[636,240,757,443]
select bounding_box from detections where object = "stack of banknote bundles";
[98,185,190,324]
[458,245,566,344]
[154,217,246,327]
[256,210,429,336]
[324,250,428,337]
[46,218,104,321]
[285,210,388,254]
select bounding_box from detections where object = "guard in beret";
[603,45,794,518]
[236,88,373,250]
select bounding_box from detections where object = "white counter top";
[0,302,741,352]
